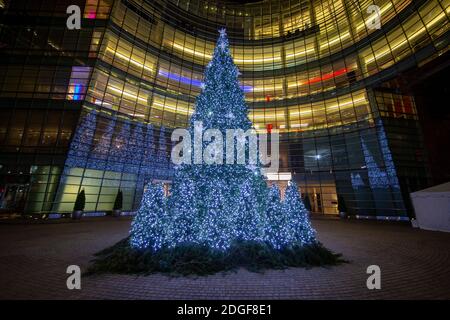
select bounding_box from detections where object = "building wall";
[0,0,447,215]
[0,0,113,213]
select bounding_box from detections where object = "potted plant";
[338,195,348,218]
[112,189,123,217]
[72,189,86,220]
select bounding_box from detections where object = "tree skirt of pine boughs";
[86,238,346,277]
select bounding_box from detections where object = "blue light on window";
[158,70,203,87]
[73,84,82,100]
[240,85,253,93]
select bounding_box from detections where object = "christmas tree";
[234,177,265,242]
[361,136,390,189]
[166,174,199,245]
[376,120,400,189]
[265,184,287,249]
[351,172,365,190]
[283,181,316,245]
[129,183,168,251]
[90,30,343,276]
[130,29,316,252]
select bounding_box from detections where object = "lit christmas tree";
[130,29,316,252]
[351,172,365,190]
[234,176,266,242]
[361,131,400,215]
[283,181,316,245]
[376,120,400,189]
[129,183,168,251]
[265,184,288,249]
[166,173,199,246]
[89,30,343,277]
[361,136,389,189]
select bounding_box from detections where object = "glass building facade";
[0,0,448,216]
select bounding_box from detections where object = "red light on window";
[87,11,96,19]
[266,95,271,102]
[394,100,403,116]
[266,124,273,133]
[403,96,413,114]
[304,68,348,85]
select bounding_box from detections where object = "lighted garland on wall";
[64,111,172,177]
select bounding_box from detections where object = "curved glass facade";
[0,0,448,216]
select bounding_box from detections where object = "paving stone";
[0,219,449,299]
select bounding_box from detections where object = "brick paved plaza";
[1,218,449,300]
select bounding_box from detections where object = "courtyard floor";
[0,217,449,299]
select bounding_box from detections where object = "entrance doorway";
[0,184,30,213]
